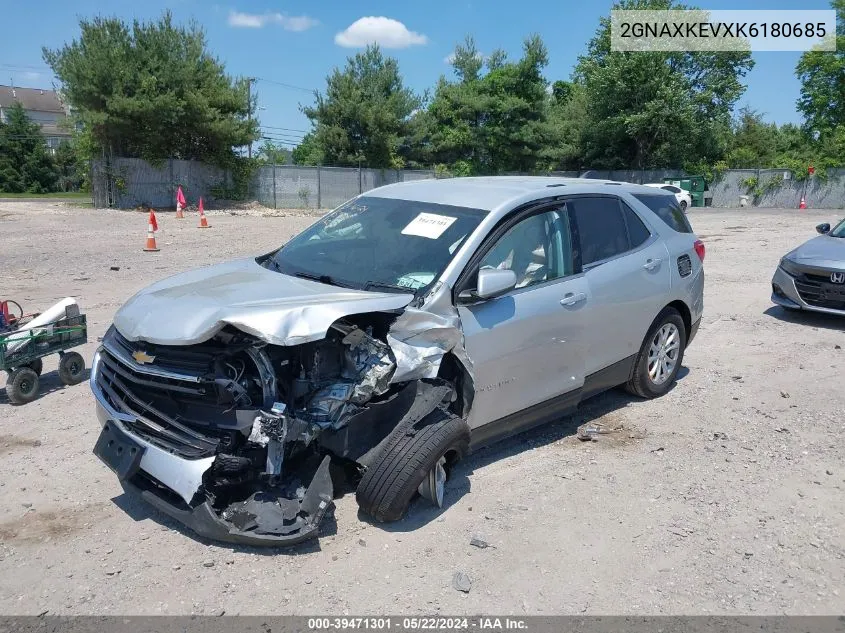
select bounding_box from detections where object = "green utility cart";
[1,305,87,405]
[663,175,708,207]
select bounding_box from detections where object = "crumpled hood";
[786,235,845,270]
[114,258,414,346]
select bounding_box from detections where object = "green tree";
[291,132,323,165]
[302,45,420,168]
[255,139,290,165]
[54,140,85,192]
[725,108,779,167]
[540,82,588,171]
[0,103,57,193]
[420,34,554,174]
[795,0,845,137]
[43,11,257,165]
[574,0,753,169]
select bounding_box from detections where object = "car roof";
[364,176,673,212]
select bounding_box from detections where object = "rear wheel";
[679,200,688,212]
[58,351,85,385]
[356,408,470,522]
[626,308,686,399]
[6,367,40,405]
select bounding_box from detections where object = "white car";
[644,183,691,212]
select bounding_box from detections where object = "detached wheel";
[7,367,40,405]
[58,351,85,385]
[626,307,686,399]
[356,408,470,522]
[26,358,43,376]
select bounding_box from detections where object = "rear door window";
[621,202,651,248]
[633,193,693,234]
[570,197,632,266]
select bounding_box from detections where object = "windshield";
[831,218,845,238]
[264,196,487,293]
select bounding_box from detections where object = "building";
[0,84,71,153]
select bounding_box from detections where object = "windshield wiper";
[363,280,412,293]
[293,271,350,287]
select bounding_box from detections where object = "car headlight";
[779,257,802,277]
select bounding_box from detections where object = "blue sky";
[0,0,832,150]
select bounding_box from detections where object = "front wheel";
[626,308,686,399]
[6,367,40,405]
[679,200,688,212]
[356,408,470,522]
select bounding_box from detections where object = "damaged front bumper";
[121,452,333,547]
[91,351,334,547]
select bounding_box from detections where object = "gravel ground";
[0,200,843,616]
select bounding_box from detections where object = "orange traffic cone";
[799,195,807,210]
[143,209,160,252]
[197,197,210,229]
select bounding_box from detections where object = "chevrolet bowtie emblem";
[132,350,156,365]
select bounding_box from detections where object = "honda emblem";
[831,272,845,284]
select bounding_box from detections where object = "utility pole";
[247,77,255,159]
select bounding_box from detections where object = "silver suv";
[91,177,704,546]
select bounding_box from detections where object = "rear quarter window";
[633,194,693,234]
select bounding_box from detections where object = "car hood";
[786,235,845,271]
[113,258,414,346]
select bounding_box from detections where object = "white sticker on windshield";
[401,212,457,239]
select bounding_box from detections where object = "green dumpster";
[663,174,707,207]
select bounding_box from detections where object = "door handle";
[560,292,587,307]
[643,258,662,271]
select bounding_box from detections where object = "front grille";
[94,328,242,459]
[96,347,221,458]
[794,277,845,311]
[109,328,222,375]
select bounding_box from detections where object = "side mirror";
[458,268,517,303]
[816,223,831,234]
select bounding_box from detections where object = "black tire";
[26,358,43,376]
[356,408,470,522]
[58,351,85,386]
[6,367,40,405]
[625,307,687,399]
[680,200,688,212]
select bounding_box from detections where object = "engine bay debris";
[98,295,472,546]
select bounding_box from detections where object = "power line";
[0,63,52,71]
[259,136,299,146]
[259,132,305,142]
[253,77,315,93]
[259,124,310,134]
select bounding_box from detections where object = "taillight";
[694,239,705,262]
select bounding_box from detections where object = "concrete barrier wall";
[91,158,845,209]
[92,158,231,208]
[710,168,845,208]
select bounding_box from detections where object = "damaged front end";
[92,310,461,546]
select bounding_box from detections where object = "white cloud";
[335,16,428,49]
[227,10,318,31]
